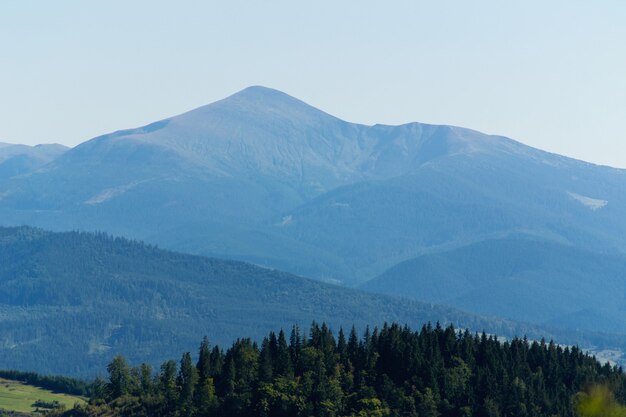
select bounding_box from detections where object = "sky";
[1,1,625,167]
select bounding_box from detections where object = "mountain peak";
[198,85,340,124]
[222,85,306,108]
[232,85,290,99]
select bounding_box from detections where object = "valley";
[3,2,624,415]
[1,88,626,378]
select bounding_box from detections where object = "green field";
[0,378,85,414]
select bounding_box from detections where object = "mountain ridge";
[0,142,68,180]
[0,87,625,312]
[361,237,626,334]
[1,89,624,250]
[0,225,590,377]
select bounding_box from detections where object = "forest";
[3,225,593,377]
[47,322,626,417]
[0,370,91,396]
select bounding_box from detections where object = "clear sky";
[1,1,625,167]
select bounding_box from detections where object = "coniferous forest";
[48,323,626,417]
[4,4,626,417]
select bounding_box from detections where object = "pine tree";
[139,363,154,396]
[106,355,130,400]
[347,325,359,368]
[259,337,274,382]
[337,327,348,367]
[276,329,293,378]
[209,345,224,378]
[196,337,211,382]
[159,359,178,416]
[177,352,198,416]
[290,325,302,370]
[195,337,217,414]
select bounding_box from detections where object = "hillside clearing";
[0,378,85,414]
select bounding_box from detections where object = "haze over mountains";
[362,237,626,335]
[1,86,626,359]
[0,142,67,179]
[0,226,557,376]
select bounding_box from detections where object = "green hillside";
[362,238,626,334]
[0,378,84,414]
[0,226,562,377]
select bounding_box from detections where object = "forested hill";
[2,86,626,289]
[52,323,626,417]
[0,226,557,377]
[361,237,626,335]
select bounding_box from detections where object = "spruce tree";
[195,337,217,413]
[177,352,198,416]
[259,337,274,382]
[159,359,178,416]
[106,355,130,400]
[139,363,153,396]
[209,345,224,378]
[276,329,293,377]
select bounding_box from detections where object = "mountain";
[1,87,625,287]
[361,237,626,334]
[0,226,572,377]
[2,87,626,347]
[0,143,68,179]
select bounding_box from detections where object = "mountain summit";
[55,86,541,196]
[1,87,625,330]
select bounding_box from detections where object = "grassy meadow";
[0,378,85,414]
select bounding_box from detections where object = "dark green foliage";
[193,337,216,412]
[59,323,626,417]
[0,370,91,396]
[0,412,35,417]
[1,226,589,377]
[31,399,62,410]
[176,352,197,415]
[106,356,131,400]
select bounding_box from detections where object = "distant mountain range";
[1,86,626,355]
[362,237,626,334]
[0,226,574,377]
[0,142,67,179]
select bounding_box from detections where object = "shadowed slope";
[0,87,625,287]
[0,226,569,377]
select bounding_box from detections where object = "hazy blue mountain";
[0,226,574,377]
[2,88,626,369]
[275,134,626,280]
[0,142,68,179]
[361,237,626,334]
[0,87,625,287]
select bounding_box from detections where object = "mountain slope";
[0,226,570,377]
[0,143,68,179]
[276,153,626,279]
[0,87,625,287]
[362,237,626,334]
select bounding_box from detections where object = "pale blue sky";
[1,1,625,167]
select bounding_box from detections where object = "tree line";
[51,322,626,417]
[0,370,91,396]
